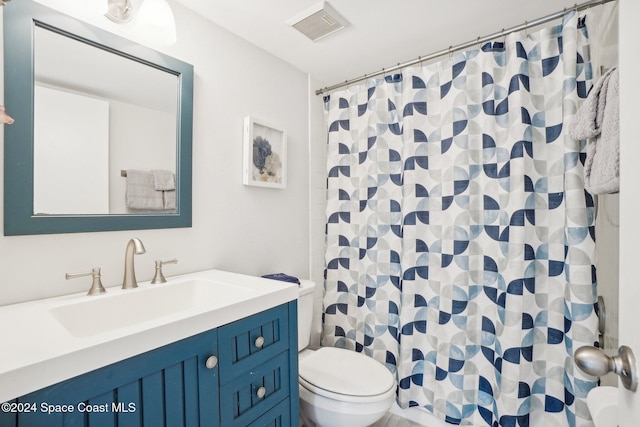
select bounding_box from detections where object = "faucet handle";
[66,267,106,296]
[151,259,178,284]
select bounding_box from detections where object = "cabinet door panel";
[13,329,219,427]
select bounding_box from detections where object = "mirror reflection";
[33,24,178,215]
[4,0,193,235]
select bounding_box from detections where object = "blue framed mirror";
[3,0,193,235]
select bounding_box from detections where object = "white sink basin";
[50,279,251,337]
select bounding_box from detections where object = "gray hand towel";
[163,190,176,210]
[152,169,176,191]
[568,67,619,194]
[126,170,164,210]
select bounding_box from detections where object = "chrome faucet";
[122,238,146,289]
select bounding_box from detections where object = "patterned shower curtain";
[323,12,598,427]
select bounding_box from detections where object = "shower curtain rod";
[315,0,616,95]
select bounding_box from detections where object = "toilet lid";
[299,347,395,398]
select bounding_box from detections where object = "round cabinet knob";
[205,355,218,369]
[256,386,266,399]
[254,336,265,348]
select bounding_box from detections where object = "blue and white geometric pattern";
[323,12,597,427]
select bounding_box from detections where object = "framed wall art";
[243,116,287,188]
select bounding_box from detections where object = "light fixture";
[105,0,177,46]
[135,0,177,46]
[105,0,133,23]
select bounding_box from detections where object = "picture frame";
[243,116,287,188]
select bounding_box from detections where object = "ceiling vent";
[288,2,349,42]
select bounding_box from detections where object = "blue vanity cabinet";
[1,302,299,427]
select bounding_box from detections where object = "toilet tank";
[297,280,316,351]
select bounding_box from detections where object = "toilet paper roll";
[587,386,619,427]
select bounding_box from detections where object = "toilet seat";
[299,347,396,404]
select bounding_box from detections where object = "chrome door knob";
[574,345,638,391]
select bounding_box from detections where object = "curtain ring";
[524,21,529,37]
[448,45,453,60]
[476,36,481,51]
[391,63,400,81]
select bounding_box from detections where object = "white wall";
[0,0,310,306]
[308,75,327,346]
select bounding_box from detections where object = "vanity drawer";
[246,398,291,427]
[218,304,289,383]
[219,351,290,427]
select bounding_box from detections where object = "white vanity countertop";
[0,269,298,403]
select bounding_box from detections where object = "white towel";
[152,170,175,191]
[125,170,164,210]
[568,67,619,194]
[163,190,176,210]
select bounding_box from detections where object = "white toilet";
[297,280,396,427]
